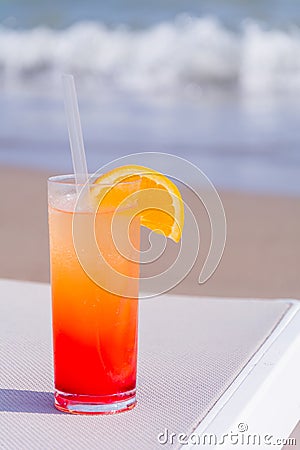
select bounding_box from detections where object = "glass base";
[54,388,136,415]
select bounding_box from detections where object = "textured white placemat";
[0,279,290,450]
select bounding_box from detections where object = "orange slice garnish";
[93,165,184,242]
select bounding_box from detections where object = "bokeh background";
[1,0,300,194]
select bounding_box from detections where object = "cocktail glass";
[48,175,140,414]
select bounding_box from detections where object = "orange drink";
[48,166,184,414]
[48,175,140,414]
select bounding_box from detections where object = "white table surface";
[0,279,299,449]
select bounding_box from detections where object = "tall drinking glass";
[48,175,140,414]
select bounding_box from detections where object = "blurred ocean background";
[1,0,300,194]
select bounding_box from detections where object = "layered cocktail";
[48,166,183,414]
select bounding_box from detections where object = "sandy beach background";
[1,165,299,300]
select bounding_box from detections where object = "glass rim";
[48,174,141,187]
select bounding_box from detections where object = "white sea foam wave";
[1,17,300,95]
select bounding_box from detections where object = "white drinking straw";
[62,74,89,189]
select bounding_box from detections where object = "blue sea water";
[2,0,300,29]
[1,1,300,194]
